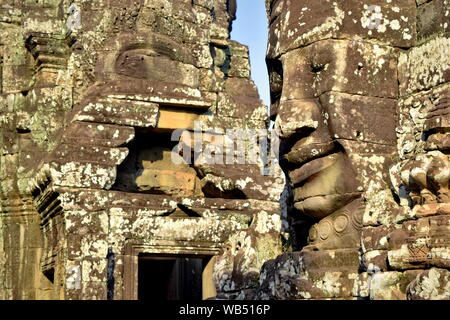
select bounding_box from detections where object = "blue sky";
[230,0,270,107]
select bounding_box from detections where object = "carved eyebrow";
[120,43,171,57]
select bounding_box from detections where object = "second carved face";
[268,20,398,223]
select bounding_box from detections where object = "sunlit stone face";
[270,44,397,216]
[267,0,399,248]
[271,52,361,221]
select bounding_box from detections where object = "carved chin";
[294,193,359,220]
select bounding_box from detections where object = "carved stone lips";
[289,153,339,187]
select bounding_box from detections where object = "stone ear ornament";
[349,201,364,230]
[333,214,349,233]
[318,220,332,240]
[309,225,318,242]
[307,199,364,249]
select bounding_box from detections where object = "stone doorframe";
[123,240,221,300]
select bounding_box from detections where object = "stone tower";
[0,0,283,300]
[257,0,450,300]
[1,0,449,301]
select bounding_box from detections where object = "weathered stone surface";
[362,225,395,252]
[255,259,278,300]
[196,164,283,201]
[260,0,450,301]
[1,0,449,301]
[115,146,204,196]
[406,268,450,300]
[399,37,450,96]
[369,271,420,300]
[417,0,450,44]
[0,0,283,300]
[255,249,368,300]
[62,122,135,148]
[268,0,418,58]
[73,100,159,128]
[280,41,399,100]
[363,250,389,272]
[388,215,450,270]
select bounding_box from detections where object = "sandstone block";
[388,215,450,269]
[320,92,397,145]
[362,225,394,252]
[268,0,417,57]
[417,0,450,43]
[369,271,418,300]
[74,100,159,128]
[399,36,450,96]
[48,162,117,189]
[363,250,389,272]
[62,122,135,148]
[196,164,282,201]
[281,40,399,100]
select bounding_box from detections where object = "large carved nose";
[275,98,323,140]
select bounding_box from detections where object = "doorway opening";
[137,254,215,301]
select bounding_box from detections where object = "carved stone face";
[89,32,206,107]
[64,3,210,197]
[66,1,265,199]
[270,43,397,219]
[267,2,398,232]
[66,0,219,111]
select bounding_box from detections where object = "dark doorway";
[138,255,208,301]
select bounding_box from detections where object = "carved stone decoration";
[406,268,450,300]
[257,0,450,300]
[0,0,449,301]
[397,92,450,205]
[0,0,282,300]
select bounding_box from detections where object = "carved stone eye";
[115,49,158,79]
[311,63,328,74]
[268,59,283,107]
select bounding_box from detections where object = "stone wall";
[1,0,448,301]
[0,0,284,300]
[257,0,449,300]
